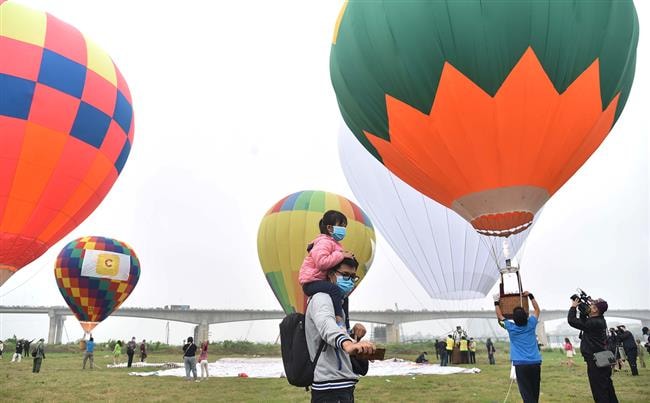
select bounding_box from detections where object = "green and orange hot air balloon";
[0,1,134,285]
[257,190,375,314]
[331,0,638,237]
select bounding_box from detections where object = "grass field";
[1,346,647,402]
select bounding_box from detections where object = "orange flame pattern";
[364,47,619,233]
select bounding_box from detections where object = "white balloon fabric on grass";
[127,358,480,378]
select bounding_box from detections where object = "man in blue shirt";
[494,291,541,403]
[83,336,95,369]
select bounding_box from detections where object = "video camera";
[570,288,592,317]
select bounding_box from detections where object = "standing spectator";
[564,338,575,367]
[616,325,638,376]
[32,338,45,373]
[198,341,209,380]
[568,297,618,403]
[607,328,623,371]
[83,337,95,369]
[11,340,23,362]
[495,291,542,403]
[126,337,136,367]
[433,339,439,361]
[182,337,198,382]
[486,338,496,365]
[113,340,122,365]
[636,339,646,369]
[140,339,147,362]
[468,338,477,364]
[459,336,469,364]
[22,339,34,358]
[304,257,375,402]
[437,339,447,366]
[642,327,650,355]
[444,334,454,366]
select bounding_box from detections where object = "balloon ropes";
[339,125,535,299]
[0,1,135,286]
[257,190,375,314]
[331,0,638,238]
[55,236,140,334]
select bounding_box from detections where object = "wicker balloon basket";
[499,268,529,320]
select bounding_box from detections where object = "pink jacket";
[199,343,208,361]
[298,234,344,284]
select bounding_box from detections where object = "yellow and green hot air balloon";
[331,0,638,237]
[257,190,375,314]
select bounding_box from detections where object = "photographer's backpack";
[279,312,325,388]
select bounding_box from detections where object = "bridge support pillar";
[386,323,400,344]
[194,321,209,343]
[48,312,66,344]
[48,311,56,344]
[536,320,548,349]
[55,316,65,344]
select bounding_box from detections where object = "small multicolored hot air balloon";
[331,0,638,237]
[54,236,140,333]
[0,1,134,286]
[257,190,375,314]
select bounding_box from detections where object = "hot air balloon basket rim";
[499,295,530,320]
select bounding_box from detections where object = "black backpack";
[279,312,325,388]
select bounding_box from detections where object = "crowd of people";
[1,211,648,402]
[431,327,479,367]
[0,337,46,373]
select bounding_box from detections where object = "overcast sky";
[1,0,648,343]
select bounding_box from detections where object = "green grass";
[1,347,647,402]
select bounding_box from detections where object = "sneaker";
[195,380,200,383]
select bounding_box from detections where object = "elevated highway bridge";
[1,306,648,344]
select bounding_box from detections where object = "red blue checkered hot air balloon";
[0,0,134,286]
[55,236,140,333]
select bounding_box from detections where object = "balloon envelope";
[339,126,535,299]
[0,1,134,285]
[55,236,140,333]
[257,190,375,314]
[331,0,638,237]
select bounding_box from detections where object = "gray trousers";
[32,357,43,373]
[83,352,94,369]
[184,356,197,379]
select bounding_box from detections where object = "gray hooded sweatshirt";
[305,292,358,391]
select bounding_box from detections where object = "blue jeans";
[184,356,197,380]
[303,281,344,318]
[441,350,449,366]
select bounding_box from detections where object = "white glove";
[492,293,501,303]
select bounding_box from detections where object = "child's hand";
[342,251,355,259]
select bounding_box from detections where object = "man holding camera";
[567,296,618,403]
[494,291,541,403]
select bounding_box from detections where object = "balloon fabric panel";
[0,1,134,283]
